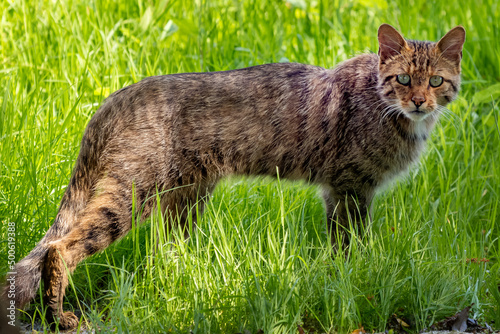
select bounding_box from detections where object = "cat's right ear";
[378,24,409,62]
[436,26,466,64]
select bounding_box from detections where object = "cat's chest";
[375,137,427,188]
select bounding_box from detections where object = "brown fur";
[1,24,465,330]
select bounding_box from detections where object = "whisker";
[434,105,460,131]
[380,105,402,123]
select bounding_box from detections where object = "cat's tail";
[1,102,113,309]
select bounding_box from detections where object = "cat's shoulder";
[334,53,379,71]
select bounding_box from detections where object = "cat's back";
[144,62,325,111]
[93,62,325,126]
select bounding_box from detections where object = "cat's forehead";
[406,40,435,68]
[383,40,442,75]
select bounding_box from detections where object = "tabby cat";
[2,24,465,330]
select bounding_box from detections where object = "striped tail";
[1,102,112,309]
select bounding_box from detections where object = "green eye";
[429,75,443,87]
[396,74,410,86]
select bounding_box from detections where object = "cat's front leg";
[321,186,372,249]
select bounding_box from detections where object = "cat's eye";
[429,75,443,87]
[396,74,410,86]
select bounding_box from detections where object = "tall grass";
[0,0,499,332]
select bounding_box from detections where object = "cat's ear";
[436,26,466,63]
[378,24,409,62]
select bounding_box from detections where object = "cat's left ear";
[436,26,466,63]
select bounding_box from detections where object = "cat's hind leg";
[42,176,137,330]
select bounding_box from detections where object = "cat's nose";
[411,95,426,107]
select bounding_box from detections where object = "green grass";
[1,0,499,332]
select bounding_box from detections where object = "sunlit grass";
[0,0,499,332]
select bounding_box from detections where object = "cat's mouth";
[390,100,435,122]
[404,108,432,121]
[411,109,425,114]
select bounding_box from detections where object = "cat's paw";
[58,311,79,330]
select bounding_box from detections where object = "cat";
[2,24,465,330]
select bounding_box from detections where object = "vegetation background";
[0,0,499,332]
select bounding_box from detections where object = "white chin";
[404,110,430,122]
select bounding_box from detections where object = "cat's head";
[377,24,465,122]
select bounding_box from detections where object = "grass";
[0,0,499,332]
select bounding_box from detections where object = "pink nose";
[412,96,426,107]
